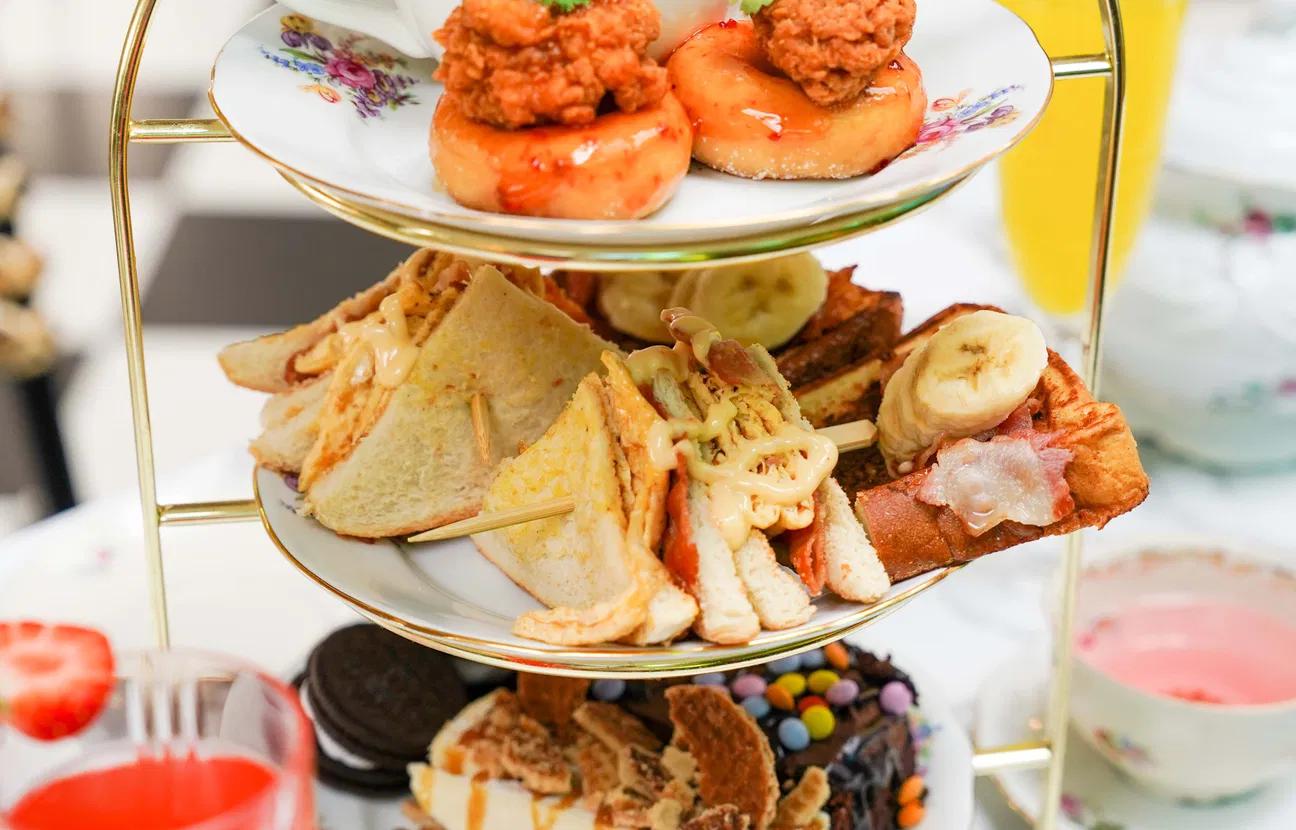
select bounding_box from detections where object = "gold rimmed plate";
[255,467,959,678]
[210,0,1051,262]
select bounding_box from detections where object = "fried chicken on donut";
[667,0,926,180]
[430,0,692,219]
[753,0,917,107]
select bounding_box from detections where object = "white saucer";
[209,0,1051,250]
[312,637,974,829]
[975,647,1296,830]
[255,467,957,677]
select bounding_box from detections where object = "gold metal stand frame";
[108,1,1125,825]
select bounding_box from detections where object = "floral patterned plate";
[976,647,1296,830]
[208,0,1051,249]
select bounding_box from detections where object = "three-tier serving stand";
[107,1,1128,826]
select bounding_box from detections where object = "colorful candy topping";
[825,678,860,707]
[796,694,828,713]
[807,669,839,695]
[897,801,926,828]
[777,717,811,751]
[824,641,850,671]
[879,680,914,715]
[774,672,807,697]
[765,684,795,711]
[742,696,771,719]
[768,655,802,674]
[731,673,768,699]
[695,672,727,686]
[591,678,626,701]
[799,649,826,670]
[898,774,925,806]
[800,705,835,740]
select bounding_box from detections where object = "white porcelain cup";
[1055,540,1296,801]
[276,0,730,60]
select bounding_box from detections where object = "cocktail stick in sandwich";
[476,309,890,647]
[794,307,1149,581]
[219,250,617,539]
[473,353,698,647]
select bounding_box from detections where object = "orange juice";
[998,0,1186,314]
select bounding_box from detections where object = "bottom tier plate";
[312,635,974,829]
[256,467,957,677]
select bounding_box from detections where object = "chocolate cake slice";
[591,645,927,830]
[409,644,929,830]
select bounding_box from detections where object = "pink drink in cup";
[2,644,314,830]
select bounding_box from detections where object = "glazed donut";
[667,21,927,180]
[430,92,693,220]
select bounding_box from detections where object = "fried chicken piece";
[752,0,917,107]
[434,0,669,129]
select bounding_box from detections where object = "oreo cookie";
[296,624,469,796]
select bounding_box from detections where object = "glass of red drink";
[1,649,314,830]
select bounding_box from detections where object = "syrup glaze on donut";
[668,21,926,180]
[431,91,693,219]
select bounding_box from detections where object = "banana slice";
[879,310,1048,470]
[688,253,828,349]
[597,271,681,343]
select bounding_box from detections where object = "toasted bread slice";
[601,354,699,646]
[303,265,616,538]
[250,377,328,473]
[652,370,763,644]
[734,531,814,630]
[751,347,890,603]
[473,374,656,646]
[218,253,424,393]
[856,351,1149,580]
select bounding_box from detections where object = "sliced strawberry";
[0,621,114,741]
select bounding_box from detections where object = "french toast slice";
[856,351,1149,580]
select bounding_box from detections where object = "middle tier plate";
[209,0,1051,259]
[255,467,957,677]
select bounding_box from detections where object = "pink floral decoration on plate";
[259,14,421,119]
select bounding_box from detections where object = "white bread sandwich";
[644,310,889,643]
[473,353,698,647]
[220,250,617,538]
[474,309,890,647]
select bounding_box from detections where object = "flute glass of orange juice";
[998,0,1187,316]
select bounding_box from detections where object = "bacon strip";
[663,469,699,590]
[784,493,827,596]
[917,432,1075,536]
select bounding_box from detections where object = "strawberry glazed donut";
[668,0,926,180]
[430,0,693,220]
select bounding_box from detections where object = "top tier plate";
[209,0,1051,265]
